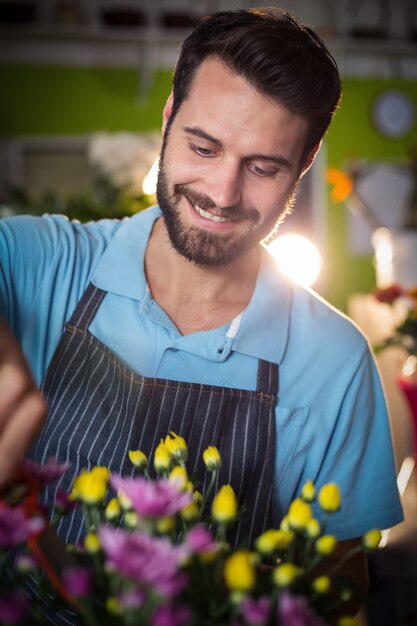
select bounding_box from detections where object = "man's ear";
[162,92,174,136]
[300,142,321,176]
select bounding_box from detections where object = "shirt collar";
[92,205,292,365]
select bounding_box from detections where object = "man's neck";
[144,218,260,335]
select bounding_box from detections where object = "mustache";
[174,184,260,222]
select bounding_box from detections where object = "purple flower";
[111,475,191,518]
[0,504,44,549]
[22,458,70,487]
[99,526,188,597]
[241,596,271,626]
[185,524,217,554]
[278,592,328,626]
[62,566,92,598]
[152,604,191,626]
[117,589,145,609]
[0,592,28,624]
[55,489,76,514]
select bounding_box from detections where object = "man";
[0,7,402,599]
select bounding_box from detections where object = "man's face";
[157,57,309,267]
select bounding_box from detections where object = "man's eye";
[248,163,278,177]
[191,144,214,157]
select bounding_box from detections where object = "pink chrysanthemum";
[0,504,44,550]
[111,475,191,518]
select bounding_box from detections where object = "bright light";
[267,234,322,287]
[142,157,159,195]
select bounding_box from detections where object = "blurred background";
[0,2,416,622]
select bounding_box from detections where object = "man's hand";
[0,320,47,489]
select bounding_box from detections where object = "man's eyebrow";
[183,126,222,146]
[183,125,293,169]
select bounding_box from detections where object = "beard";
[156,147,296,268]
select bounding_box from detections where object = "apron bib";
[29,283,278,548]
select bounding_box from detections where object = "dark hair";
[171,8,342,163]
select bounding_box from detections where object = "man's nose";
[206,160,242,209]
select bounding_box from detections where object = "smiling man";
[0,7,402,609]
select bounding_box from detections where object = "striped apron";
[29,283,278,548]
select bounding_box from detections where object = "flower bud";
[124,511,139,528]
[71,468,109,505]
[287,498,312,530]
[362,529,381,551]
[273,563,299,587]
[203,446,222,471]
[337,617,360,626]
[180,502,200,522]
[154,442,171,473]
[164,432,188,462]
[211,485,238,524]
[316,535,337,556]
[312,575,331,594]
[301,480,315,503]
[105,498,121,522]
[156,516,175,534]
[84,532,101,554]
[318,483,341,513]
[128,449,148,470]
[255,529,293,555]
[306,518,321,539]
[224,550,256,592]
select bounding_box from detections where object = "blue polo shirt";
[0,207,403,539]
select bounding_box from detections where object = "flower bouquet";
[0,434,380,626]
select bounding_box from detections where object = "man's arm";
[0,320,47,489]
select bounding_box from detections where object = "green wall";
[1,64,416,310]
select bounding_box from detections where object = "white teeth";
[194,205,232,223]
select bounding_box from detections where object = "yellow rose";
[84,532,101,554]
[362,529,381,551]
[105,497,121,522]
[128,449,148,470]
[154,442,172,473]
[203,446,222,471]
[301,480,315,503]
[316,535,337,556]
[164,432,188,462]
[273,563,299,587]
[255,529,293,554]
[318,483,341,512]
[224,550,256,592]
[211,485,238,524]
[312,575,331,594]
[287,498,312,530]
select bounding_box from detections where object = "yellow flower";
[341,589,353,602]
[255,529,293,554]
[318,483,341,512]
[84,532,101,554]
[154,442,172,473]
[273,563,300,587]
[287,498,312,530]
[105,498,121,522]
[312,575,331,594]
[280,515,290,531]
[124,511,139,528]
[316,535,337,556]
[306,518,321,539]
[362,529,381,551]
[203,446,222,471]
[169,466,189,490]
[337,617,360,626]
[224,550,256,592]
[106,598,120,615]
[156,517,175,534]
[128,449,148,470]
[180,501,200,522]
[301,480,315,503]
[211,485,238,524]
[164,432,188,462]
[118,491,132,511]
[71,467,109,505]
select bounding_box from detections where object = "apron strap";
[256,359,279,396]
[67,283,106,329]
